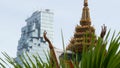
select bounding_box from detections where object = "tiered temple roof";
[66,0,97,53]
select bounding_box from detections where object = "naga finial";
[100,24,107,38]
[43,31,60,68]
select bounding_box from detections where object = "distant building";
[15,9,54,66]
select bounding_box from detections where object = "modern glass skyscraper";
[15,9,54,66]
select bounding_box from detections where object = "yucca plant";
[0,31,120,68]
[80,31,120,68]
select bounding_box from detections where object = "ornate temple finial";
[84,0,88,6]
[80,0,91,26]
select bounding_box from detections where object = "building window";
[29,46,32,49]
[30,39,33,42]
[34,43,36,45]
[38,44,40,46]
[26,49,29,52]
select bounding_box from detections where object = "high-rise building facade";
[15,9,54,65]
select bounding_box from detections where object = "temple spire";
[80,0,91,26]
[66,0,97,53]
[84,0,88,6]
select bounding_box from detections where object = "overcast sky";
[0,0,120,58]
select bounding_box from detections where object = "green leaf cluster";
[0,31,120,68]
